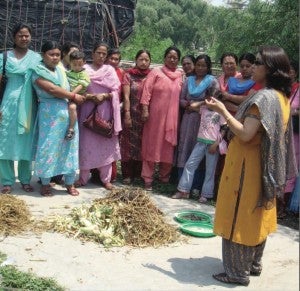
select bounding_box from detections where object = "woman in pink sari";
[140,46,183,190]
[75,43,121,190]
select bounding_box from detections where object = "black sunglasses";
[254,59,264,66]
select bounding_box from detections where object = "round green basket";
[174,210,212,224]
[180,222,216,238]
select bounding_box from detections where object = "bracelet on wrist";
[70,93,76,100]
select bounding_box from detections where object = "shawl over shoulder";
[233,89,298,208]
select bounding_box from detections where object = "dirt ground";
[0,178,299,291]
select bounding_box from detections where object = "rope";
[59,0,74,44]
[18,0,22,20]
[77,0,81,48]
[103,3,119,47]
[49,0,55,39]
[34,2,38,51]
[40,3,48,50]
[24,1,29,24]
[3,1,10,50]
[1,0,134,52]
[77,0,89,50]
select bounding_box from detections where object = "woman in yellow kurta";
[205,46,297,286]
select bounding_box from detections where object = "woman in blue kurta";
[32,40,85,196]
[0,23,41,194]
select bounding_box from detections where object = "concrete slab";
[0,177,299,291]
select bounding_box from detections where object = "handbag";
[83,104,114,138]
[0,51,8,104]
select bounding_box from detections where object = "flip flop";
[212,272,249,286]
[66,185,79,196]
[21,183,34,192]
[1,185,12,194]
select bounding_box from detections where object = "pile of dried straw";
[0,194,31,236]
[48,187,180,247]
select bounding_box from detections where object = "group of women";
[0,22,299,287]
[0,23,121,196]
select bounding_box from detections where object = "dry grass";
[45,187,180,247]
[0,194,32,236]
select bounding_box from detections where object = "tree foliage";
[121,0,299,63]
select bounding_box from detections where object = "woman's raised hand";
[205,97,226,115]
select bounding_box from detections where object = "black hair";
[220,52,238,65]
[290,60,299,78]
[41,40,60,53]
[93,42,109,53]
[60,42,79,57]
[181,54,196,64]
[164,45,181,61]
[69,50,85,62]
[135,49,151,61]
[258,45,292,97]
[195,54,212,75]
[12,23,32,37]
[239,53,255,64]
[108,48,121,58]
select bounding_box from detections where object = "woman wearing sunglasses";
[205,46,297,286]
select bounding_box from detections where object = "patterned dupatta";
[234,89,298,209]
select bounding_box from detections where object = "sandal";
[199,196,208,204]
[21,183,34,193]
[144,183,152,191]
[74,180,86,188]
[1,185,12,194]
[65,128,75,141]
[171,191,189,199]
[66,185,79,196]
[123,177,131,185]
[212,273,249,286]
[40,185,53,197]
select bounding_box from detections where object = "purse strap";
[2,51,7,77]
[87,98,114,119]
[0,51,7,105]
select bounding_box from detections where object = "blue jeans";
[178,142,219,198]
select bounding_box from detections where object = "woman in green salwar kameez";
[0,23,41,194]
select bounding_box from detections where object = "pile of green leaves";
[0,253,64,291]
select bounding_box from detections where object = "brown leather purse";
[83,105,114,138]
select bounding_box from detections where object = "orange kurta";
[214,92,290,246]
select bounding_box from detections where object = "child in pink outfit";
[173,103,227,203]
